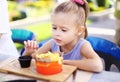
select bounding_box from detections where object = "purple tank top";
[51,38,89,60]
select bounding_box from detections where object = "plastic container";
[36,61,62,75]
[18,55,32,68]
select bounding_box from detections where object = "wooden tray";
[0,58,77,82]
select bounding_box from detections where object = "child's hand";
[24,40,39,56]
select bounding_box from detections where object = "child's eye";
[52,27,57,30]
[62,29,67,32]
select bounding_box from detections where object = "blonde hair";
[52,0,89,38]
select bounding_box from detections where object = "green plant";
[87,0,92,3]
[96,0,110,8]
[8,1,17,11]
[114,11,120,19]
[87,0,112,12]
[14,43,24,50]
[8,1,27,21]
[114,0,120,19]
[88,2,98,11]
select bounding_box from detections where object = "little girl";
[24,0,103,72]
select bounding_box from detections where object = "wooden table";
[0,58,120,82]
[74,70,120,82]
[0,58,76,82]
[1,69,120,82]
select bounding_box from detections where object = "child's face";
[51,12,80,46]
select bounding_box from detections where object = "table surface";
[74,70,120,82]
[0,69,120,82]
[0,58,120,82]
[0,57,77,82]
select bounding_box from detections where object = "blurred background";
[7,0,118,51]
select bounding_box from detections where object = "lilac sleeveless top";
[51,38,89,60]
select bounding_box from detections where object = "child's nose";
[55,30,61,36]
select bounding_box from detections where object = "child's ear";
[77,26,85,35]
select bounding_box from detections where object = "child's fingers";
[24,40,38,49]
[24,41,27,45]
[27,40,31,47]
[34,41,39,49]
[24,41,28,48]
[24,40,30,48]
[29,40,38,49]
[30,40,34,48]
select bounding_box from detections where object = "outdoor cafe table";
[74,70,120,82]
[0,58,120,82]
[0,57,76,82]
[0,69,120,82]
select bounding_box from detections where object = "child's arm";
[63,42,103,72]
[34,39,53,57]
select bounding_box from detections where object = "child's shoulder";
[79,38,89,45]
[79,38,91,49]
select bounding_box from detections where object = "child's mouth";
[55,39,61,43]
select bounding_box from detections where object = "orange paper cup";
[36,61,62,75]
